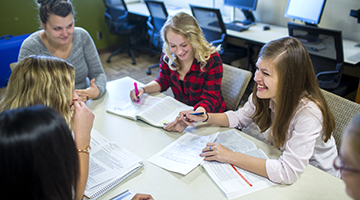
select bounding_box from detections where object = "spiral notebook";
[84,129,143,200]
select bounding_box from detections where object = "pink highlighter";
[134,82,140,102]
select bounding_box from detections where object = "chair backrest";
[221,64,252,111]
[288,22,344,89]
[145,0,168,50]
[103,0,129,33]
[321,89,360,153]
[190,5,227,53]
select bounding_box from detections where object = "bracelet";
[142,87,146,93]
[78,146,91,154]
[203,112,209,122]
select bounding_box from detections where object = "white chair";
[321,89,360,152]
[221,64,252,111]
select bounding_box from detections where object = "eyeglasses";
[333,156,360,173]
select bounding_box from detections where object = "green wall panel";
[0,0,124,50]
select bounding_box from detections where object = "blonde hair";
[252,37,335,148]
[343,115,360,168]
[160,12,218,71]
[0,55,75,126]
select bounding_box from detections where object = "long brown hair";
[252,37,335,148]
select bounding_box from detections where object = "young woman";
[0,55,93,200]
[0,55,153,200]
[130,12,226,132]
[179,36,340,184]
[335,115,360,200]
[18,0,106,101]
[0,105,153,200]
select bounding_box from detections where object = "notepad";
[84,129,143,200]
[106,95,192,128]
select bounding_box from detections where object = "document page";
[85,130,143,197]
[137,96,192,127]
[106,95,163,120]
[148,132,219,175]
[202,130,276,199]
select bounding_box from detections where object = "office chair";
[190,5,247,66]
[288,22,359,99]
[221,64,252,111]
[321,89,360,153]
[144,0,168,75]
[103,0,142,65]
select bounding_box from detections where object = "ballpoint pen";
[177,112,205,118]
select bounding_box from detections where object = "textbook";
[106,95,192,128]
[201,129,276,199]
[84,129,143,200]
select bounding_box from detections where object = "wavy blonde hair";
[160,12,219,71]
[0,55,75,126]
[252,37,335,148]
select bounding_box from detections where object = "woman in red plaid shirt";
[130,12,226,132]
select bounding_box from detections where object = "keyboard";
[208,21,249,32]
[224,23,249,32]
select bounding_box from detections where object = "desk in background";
[86,76,350,200]
[126,2,360,66]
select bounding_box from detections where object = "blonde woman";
[335,115,360,200]
[130,12,226,132]
[180,37,340,184]
[0,55,94,200]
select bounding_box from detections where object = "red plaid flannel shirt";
[154,52,226,113]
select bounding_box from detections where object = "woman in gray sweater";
[18,0,106,101]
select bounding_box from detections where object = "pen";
[134,82,139,102]
[177,112,205,118]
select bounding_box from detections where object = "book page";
[106,95,163,121]
[202,130,275,199]
[213,129,257,153]
[148,132,219,175]
[85,131,143,198]
[137,96,192,127]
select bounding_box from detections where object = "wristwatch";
[78,146,91,154]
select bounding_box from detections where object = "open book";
[106,95,192,127]
[84,129,143,200]
[201,129,276,199]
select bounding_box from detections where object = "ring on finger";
[209,146,212,151]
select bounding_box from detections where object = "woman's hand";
[75,79,100,102]
[72,101,95,149]
[200,142,235,163]
[163,116,188,132]
[178,110,207,127]
[130,87,145,102]
[131,193,154,200]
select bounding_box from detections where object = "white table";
[86,76,350,200]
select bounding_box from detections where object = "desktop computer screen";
[284,0,326,25]
[224,0,258,25]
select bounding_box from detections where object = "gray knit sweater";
[18,27,106,99]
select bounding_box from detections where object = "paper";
[84,129,143,199]
[148,132,219,175]
[202,129,276,199]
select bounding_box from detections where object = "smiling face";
[254,58,279,102]
[166,30,194,63]
[340,135,360,200]
[41,13,74,45]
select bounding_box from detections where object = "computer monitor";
[224,0,258,25]
[284,0,326,26]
